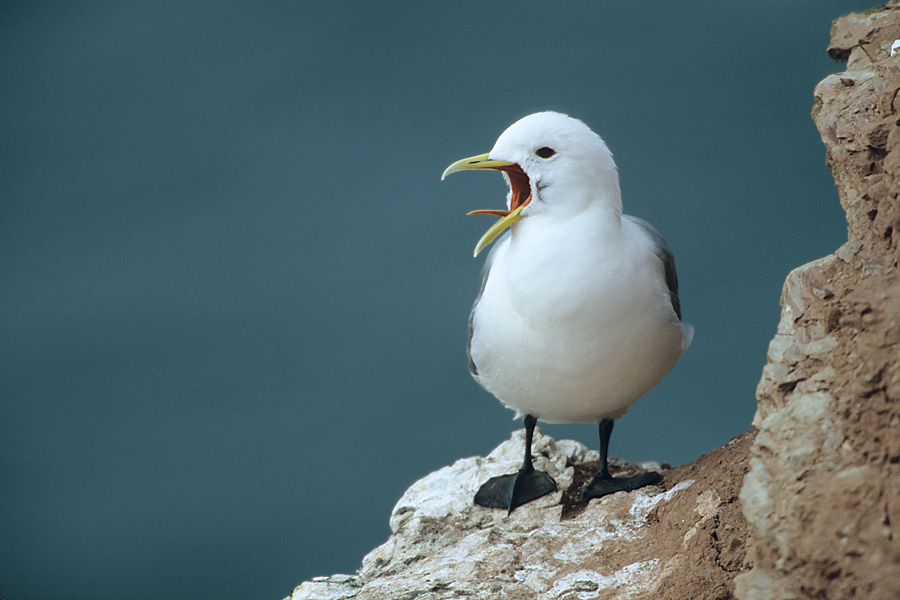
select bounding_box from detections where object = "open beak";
[442,153,532,257]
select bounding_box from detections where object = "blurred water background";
[0,2,871,598]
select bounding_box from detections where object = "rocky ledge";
[290,428,754,600]
[289,4,900,599]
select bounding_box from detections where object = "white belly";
[468,217,688,424]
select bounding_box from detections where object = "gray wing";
[466,231,509,376]
[625,216,682,321]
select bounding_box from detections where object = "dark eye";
[536,147,556,159]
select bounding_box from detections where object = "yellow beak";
[470,204,526,257]
[442,153,529,257]
[441,153,515,179]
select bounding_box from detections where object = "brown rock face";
[737,4,900,599]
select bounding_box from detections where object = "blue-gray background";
[1,1,869,599]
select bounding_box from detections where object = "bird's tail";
[681,323,695,353]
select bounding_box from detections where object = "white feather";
[468,112,691,424]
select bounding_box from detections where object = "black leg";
[581,418,662,501]
[519,414,538,472]
[474,415,558,513]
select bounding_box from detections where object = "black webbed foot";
[580,470,662,501]
[580,418,663,502]
[475,467,557,512]
[474,414,557,513]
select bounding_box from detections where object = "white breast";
[468,210,688,424]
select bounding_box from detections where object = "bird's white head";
[443,111,621,256]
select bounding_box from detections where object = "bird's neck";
[531,184,623,233]
[510,197,624,261]
[588,169,623,223]
[532,165,623,225]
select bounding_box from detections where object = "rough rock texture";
[736,4,900,600]
[289,429,754,600]
[288,5,900,599]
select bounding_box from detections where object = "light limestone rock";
[287,426,755,600]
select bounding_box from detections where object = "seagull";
[442,112,693,512]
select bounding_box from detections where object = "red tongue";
[500,164,531,212]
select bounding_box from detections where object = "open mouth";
[468,163,532,218]
[441,153,533,256]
